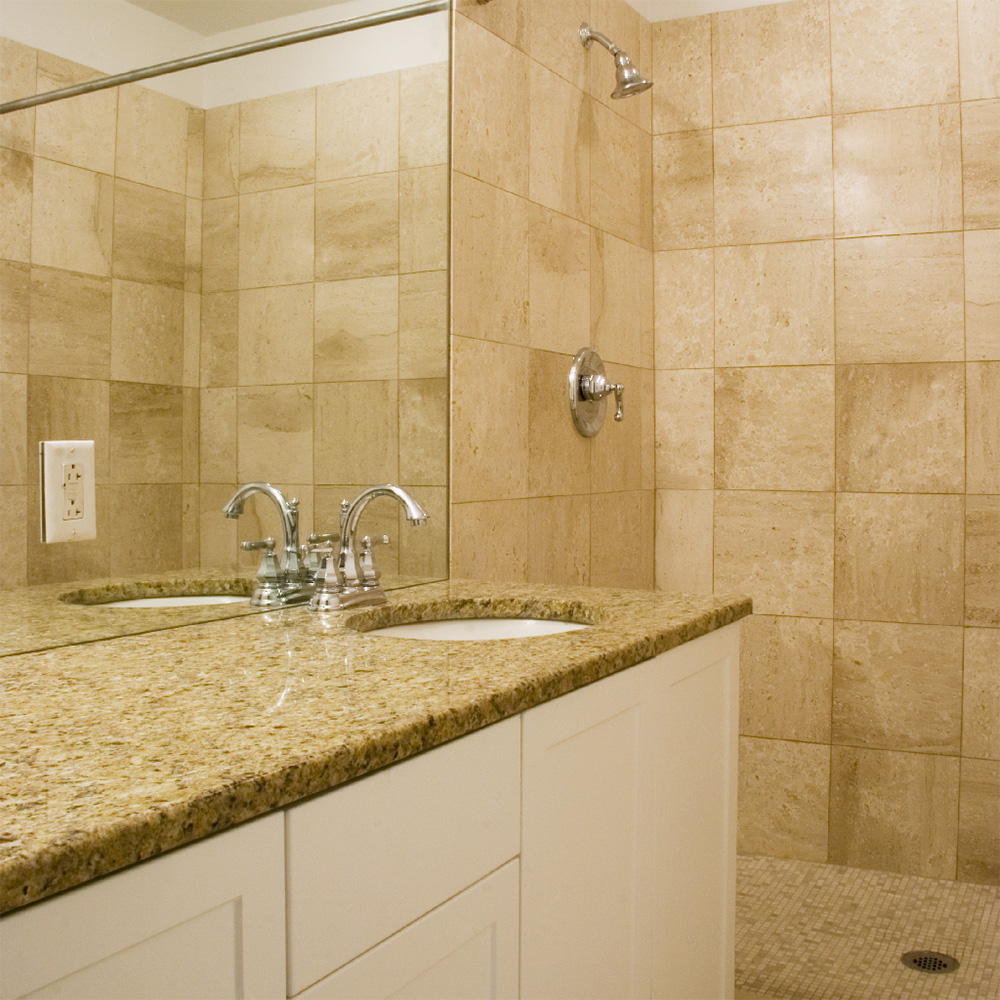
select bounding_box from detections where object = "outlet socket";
[40,440,97,543]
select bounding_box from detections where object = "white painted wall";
[0,0,447,108]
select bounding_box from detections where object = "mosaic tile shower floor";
[735,855,1000,1000]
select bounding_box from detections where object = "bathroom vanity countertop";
[0,579,751,914]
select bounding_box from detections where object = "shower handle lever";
[580,372,625,421]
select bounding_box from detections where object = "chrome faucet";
[222,483,310,605]
[310,485,428,611]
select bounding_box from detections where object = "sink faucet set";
[222,483,427,610]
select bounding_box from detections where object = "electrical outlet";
[40,440,97,543]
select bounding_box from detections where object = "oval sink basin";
[365,618,590,641]
[99,595,252,608]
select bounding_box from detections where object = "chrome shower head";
[580,23,653,100]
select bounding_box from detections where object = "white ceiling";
[630,0,794,18]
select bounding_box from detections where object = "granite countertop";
[0,578,751,914]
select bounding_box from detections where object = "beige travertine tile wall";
[1,38,202,587]
[652,0,999,884]
[197,65,450,580]
[449,0,656,587]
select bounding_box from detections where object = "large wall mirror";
[0,0,450,602]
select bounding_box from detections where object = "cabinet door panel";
[299,860,519,1000]
[0,812,285,1000]
[643,625,739,1000]
[520,668,650,1000]
[286,717,520,995]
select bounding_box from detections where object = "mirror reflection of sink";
[363,618,590,641]
[98,595,252,608]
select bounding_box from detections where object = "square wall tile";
[398,484,447,580]
[528,204,590,356]
[652,130,713,250]
[737,736,830,863]
[712,0,831,125]
[830,0,959,113]
[399,378,449,487]
[116,84,189,194]
[185,197,202,294]
[30,158,112,276]
[1,148,32,264]
[740,615,833,743]
[0,373,26,485]
[963,628,1000,760]
[201,196,239,293]
[830,746,959,879]
[715,241,834,367]
[966,495,1000,626]
[968,362,1000,493]
[591,490,653,590]
[450,499,528,584]
[237,384,313,484]
[593,363,645,495]
[715,366,835,491]
[834,493,964,624]
[654,368,713,489]
[199,483,238,570]
[592,231,651,368]
[528,0,589,91]
[181,483,199,569]
[316,174,398,282]
[203,105,239,199]
[451,337,529,503]
[451,174,529,345]
[833,105,962,237]
[835,363,965,493]
[962,99,1000,229]
[317,72,397,182]
[314,381,397,486]
[0,260,30,374]
[240,185,315,288]
[965,230,1000,361]
[958,758,1000,885]
[27,375,109,482]
[714,490,835,618]
[655,489,713,594]
[834,234,965,363]
[29,267,111,381]
[400,165,448,273]
[110,279,184,385]
[453,13,529,197]
[958,0,1000,100]
[529,63,590,223]
[113,179,185,288]
[592,100,652,250]
[0,487,28,589]
[199,387,237,484]
[34,53,116,175]
[832,620,964,754]
[0,38,37,155]
[110,484,182,575]
[109,382,184,484]
[186,107,204,200]
[399,271,448,379]
[315,276,397,383]
[527,349,590,498]
[399,62,448,170]
[238,284,313,387]
[527,494,591,587]
[651,15,711,134]
[654,249,714,370]
[238,89,315,195]
[200,291,237,388]
[715,117,833,245]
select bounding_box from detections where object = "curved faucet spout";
[343,484,428,541]
[222,482,300,577]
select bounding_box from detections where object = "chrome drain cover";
[901,950,960,974]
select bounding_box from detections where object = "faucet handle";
[359,534,390,586]
[241,537,275,553]
[240,537,284,605]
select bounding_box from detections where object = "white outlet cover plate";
[40,440,97,543]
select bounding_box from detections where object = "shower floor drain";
[901,950,960,974]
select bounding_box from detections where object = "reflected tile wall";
[450,1,655,590]
[652,0,998,883]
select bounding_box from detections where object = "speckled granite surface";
[0,570,437,657]
[0,578,750,913]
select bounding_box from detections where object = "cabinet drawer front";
[286,717,520,996]
[297,860,519,1000]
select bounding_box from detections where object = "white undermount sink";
[99,595,251,608]
[364,618,590,641]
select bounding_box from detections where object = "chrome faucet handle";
[610,381,624,421]
[302,532,340,573]
[359,534,390,586]
[240,538,284,607]
[580,372,625,420]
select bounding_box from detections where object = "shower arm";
[580,25,621,57]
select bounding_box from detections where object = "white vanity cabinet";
[0,622,739,1000]
[0,812,286,1000]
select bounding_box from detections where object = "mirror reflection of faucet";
[223,483,427,610]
